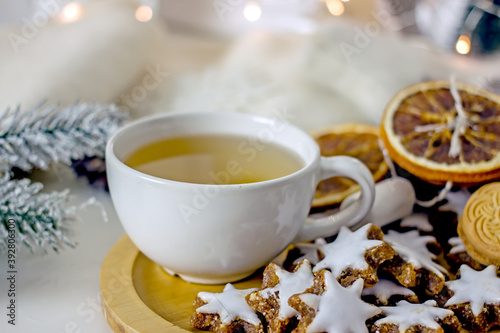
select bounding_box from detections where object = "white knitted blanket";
[146,20,499,130]
[1,1,498,131]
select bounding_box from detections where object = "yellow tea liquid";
[124,134,304,184]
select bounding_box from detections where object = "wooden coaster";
[100,235,261,332]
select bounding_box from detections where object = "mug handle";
[293,156,376,243]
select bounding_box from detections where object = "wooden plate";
[100,234,261,333]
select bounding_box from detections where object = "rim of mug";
[106,111,320,189]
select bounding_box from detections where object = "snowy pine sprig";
[0,102,127,172]
[0,174,76,253]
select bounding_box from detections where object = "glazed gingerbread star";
[246,259,315,333]
[313,223,394,287]
[191,283,263,333]
[289,270,380,333]
[361,278,418,306]
[382,229,448,294]
[445,265,500,332]
[373,300,461,333]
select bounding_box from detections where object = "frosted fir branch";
[0,174,76,253]
[0,102,128,173]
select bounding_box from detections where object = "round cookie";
[458,182,500,266]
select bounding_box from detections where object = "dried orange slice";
[458,182,500,265]
[380,80,500,185]
[311,123,388,208]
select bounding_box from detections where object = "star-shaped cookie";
[373,300,461,333]
[313,223,394,287]
[191,283,263,333]
[246,260,315,333]
[383,229,448,293]
[289,270,380,333]
[445,265,500,332]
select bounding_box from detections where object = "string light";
[326,0,345,16]
[61,2,82,23]
[243,2,262,22]
[456,35,471,55]
[135,5,153,22]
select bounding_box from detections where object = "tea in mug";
[124,134,304,184]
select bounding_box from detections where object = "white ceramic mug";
[106,112,375,284]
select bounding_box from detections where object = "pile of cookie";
[189,80,500,333]
[190,184,500,333]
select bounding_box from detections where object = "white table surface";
[0,169,124,333]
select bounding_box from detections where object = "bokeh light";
[61,2,82,23]
[135,5,153,22]
[244,2,262,22]
[326,0,345,16]
[456,35,471,55]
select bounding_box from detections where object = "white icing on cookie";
[293,238,327,265]
[448,237,466,254]
[362,278,417,304]
[376,300,454,331]
[197,284,260,325]
[384,230,447,277]
[260,260,315,319]
[400,213,433,232]
[438,189,471,218]
[297,273,380,333]
[313,224,384,277]
[445,265,500,316]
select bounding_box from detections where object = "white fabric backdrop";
[1,0,499,131]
